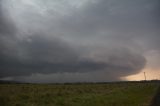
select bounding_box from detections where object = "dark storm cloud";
[47,0,160,52]
[0,34,146,79]
[0,0,159,82]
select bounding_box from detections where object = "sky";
[0,0,160,83]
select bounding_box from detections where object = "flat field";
[0,82,159,106]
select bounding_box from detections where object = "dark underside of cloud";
[0,0,159,82]
[0,34,146,79]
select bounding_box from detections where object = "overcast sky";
[0,0,160,83]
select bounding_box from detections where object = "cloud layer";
[0,0,159,82]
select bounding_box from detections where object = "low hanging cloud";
[0,0,159,82]
[0,34,146,80]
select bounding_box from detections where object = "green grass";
[0,82,159,106]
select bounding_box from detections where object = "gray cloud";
[0,0,159,82]
[0,1,16,35]
[0,33,146,80]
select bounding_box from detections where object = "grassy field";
[0,82,159,106]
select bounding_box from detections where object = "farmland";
[0,82,159,106]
